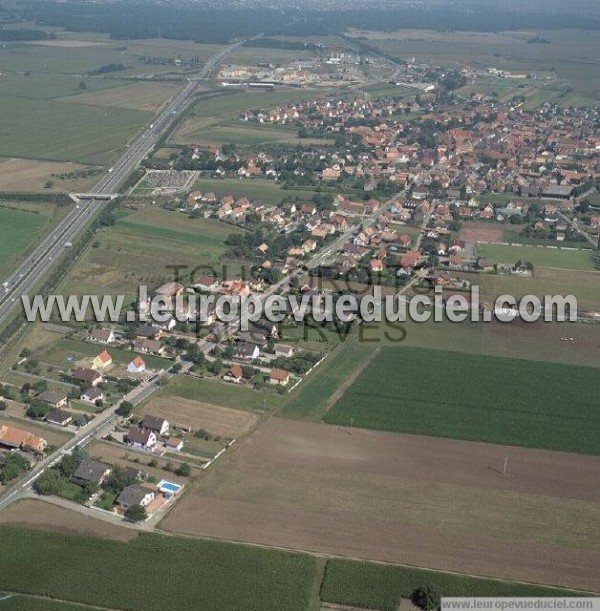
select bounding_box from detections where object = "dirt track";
[162,418,600,592]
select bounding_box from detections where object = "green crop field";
[320,559,586,611]
[324,345,600,454]
[191,177,320,205]
[0,527,320,611]
[474,242,595,271]
[0,204,58,277]
[0,596,94,611]
[60,208,242,296]
[0,97,150,165]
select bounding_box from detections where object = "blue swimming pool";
[158,481,182,494]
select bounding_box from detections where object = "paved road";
[0,39,249,330]
[0,40,253,511]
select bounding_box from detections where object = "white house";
[127,356,146,374]
[126,428,157,451]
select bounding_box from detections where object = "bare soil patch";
[139,396,259,439]
[0,158,91,192]
[0,499,136,541]
[460,223,503,243]
[162,418,600,592]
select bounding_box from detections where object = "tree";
[35,469,62,495]
[0,400,6,411]
[125,504,147,522]
[175,462,191,477]
[116,401,134,417]
[104,466,136,493]
[44,180,54,189]
[26,400,51,419]
[79,80,87,89]
[0,453,29,484]
[413,585,441,611]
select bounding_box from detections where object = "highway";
[0,39,252,510]
[0,39,248,329]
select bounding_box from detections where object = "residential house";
[38,391,68,409]
[132,339,166,356]
[223,365,243,383]
[0,425,46,453]
[193,275,220,292]
[116,484,155,510]
[140,415,169,436]
[236,342,260,360]
[127,357,146,374]
[72,367,103,387]
[72,459,111,487]
[274,344,295,358]
[92,350,112,370]
[45,409,73,427]
[88,329,116,344]
[165,437,184,452]
[269,368,290,386]
[80,387,103,403]
[126,428,157,451]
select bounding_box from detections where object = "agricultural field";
[0,499,136,541]
[324,345,600,454]
[0,96,150,165]
[60,207,242,296]
[474,242,596,271]
[137,396,260,439]
[320,560,587,611]
[347,28,600,102]
[0,526,321,611]
[0,36,228,169]
[190,176,320,205]
[161,417,600,592]
[0,202,63,278]
[58,81,179,112]
[0,158,101,193]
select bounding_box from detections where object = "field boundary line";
[0,591,129,611]
[324,347,380,413]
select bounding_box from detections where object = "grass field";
[61,207,242,296]
[174,118,334,148]
[324,345,600,454]
[161,375,283,412]
[40,338,171,371]
[320,560,587,611]
[474,242,595,271]
[0,526,320,611]
[0,203,60,277]
[191,176,320,205]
